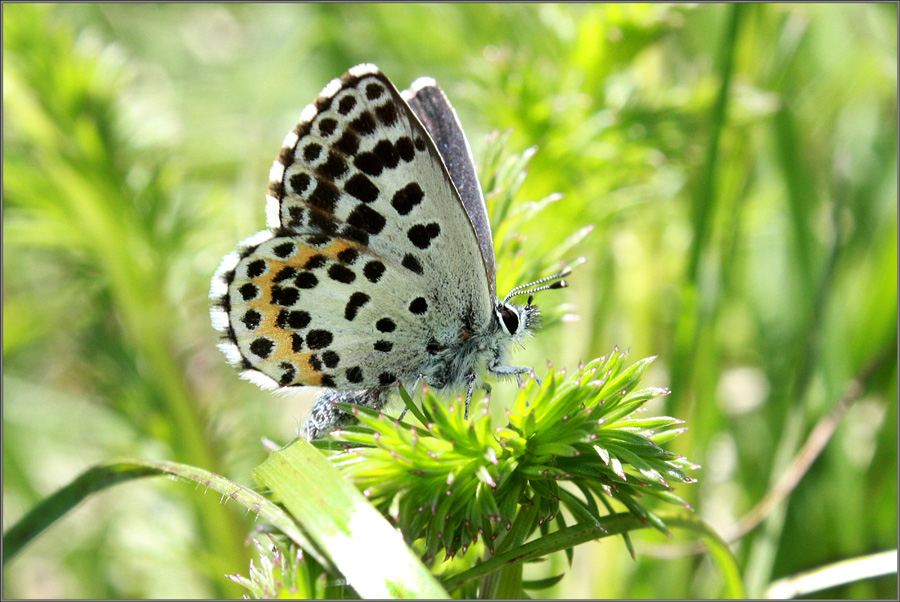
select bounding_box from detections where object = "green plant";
[208,347,723,599]
[307,349,707,598]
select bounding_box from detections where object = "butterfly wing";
[211,64,493,390]
[403,78,497,299]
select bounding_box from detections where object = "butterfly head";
[495,299,540,338]
[496,260,581,339]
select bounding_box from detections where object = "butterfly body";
[304,297,537,440]
[211,64,564,438]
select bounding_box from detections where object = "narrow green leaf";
[254,439,448,599]
[4,462,160,563]
[3,459,329,570]
[523,572,566,590]
[397,381,429,427]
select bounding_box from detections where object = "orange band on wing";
[242,238,358,386]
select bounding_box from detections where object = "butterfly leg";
[463,374,478,419]
[491,365,541,386]
[491,365,542,409]
[460,379,493,420]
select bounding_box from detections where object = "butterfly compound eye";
[497,304,520,336]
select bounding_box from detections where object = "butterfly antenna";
[515,281,568,300]
[502,257,586,303]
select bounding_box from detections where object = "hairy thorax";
[421,314,514,392]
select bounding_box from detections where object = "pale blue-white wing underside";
[403,78,497,300]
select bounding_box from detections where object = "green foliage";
[221,350,708,599]
[3,2,896,599]
[228,535,310,600]
[325,349,690,567]
[345,352,689,596]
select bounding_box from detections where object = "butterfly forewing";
[403,79,497,299]
[213,64,493,390]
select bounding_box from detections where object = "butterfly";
[210,64,572,439]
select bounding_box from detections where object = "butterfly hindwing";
[214,231,451,389]
[212,64,494,391]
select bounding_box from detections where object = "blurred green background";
[3,3,896,598]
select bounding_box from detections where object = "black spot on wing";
[328,264,355,284]
[341,225,369,246]
[294,271,318,289]
[337,248,359,265]
[246,259,267,278]
[250,337,274,358]
[273,242,295,258]
[279,362,296,386]
[322,350,340,368]
[354,150,384,176]
[277,309,311,330]
[344,292,370,321]
[344,173,379,203]
[374,139,399,170]
[306,233,331,247]
[304,254,327,270]
[375,101,399,126]
[303,143,322,162]
[407,223,441,249]
[335,130,360,156]
[346,204,386,235]
[307,329,334,350]
[308,180,340,213]
[316,152,349,181]
[376,318,396,333]
[271,285,300,306]
[409,297,428,315]
[290,173,311,195]
[337,95,356,115]
[363,260,385,283]
[365,82,384,100]
[350,111,377,136]
[287,206,304,228]
[401,254,423,275]
[346,366,364,384]
[291,333,304,352]
[273,267,296,283]
[242,310,261,330]
[396,136,415,162]
[239,283,259,300]
[391,183,425,216]
[318,118,338,137]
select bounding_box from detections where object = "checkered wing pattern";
[210,64,492,390]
